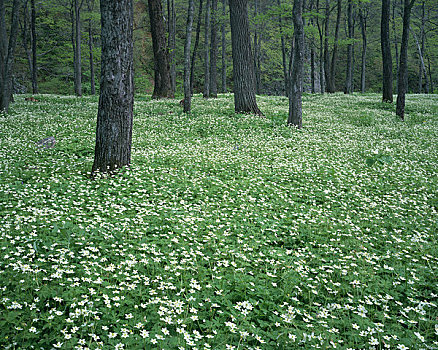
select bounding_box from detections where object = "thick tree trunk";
[210,0,218,97]
[327,0,341,93]
[396,0,416,120]
[148,0,173,98]
[92,0,134,173]
[203,0,211,98]
[359,7,367,93]
[190,0,203,94]
[183,0,195,112]
[288,0,304,128]
[229,0,262,115]
[30,0,37,94]
[344,0,353,94]
[381,0,393,103]
[74,0,82,97]
[0,0,20,113]
[221,0,227,93]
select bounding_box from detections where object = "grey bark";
[0,0,21,113]
[392,0,398,93]
[323,0,330,92]
[203,0,211,98]
[148,0,173,98]
[288,0,304,128]
[87,0,95,95]
[316,0,325,93]
[184,0,195,112]
[229,0,262,115]
[327,0,341,93]
[396,0,416,120]
[210,0,218,97]
[253,0,261,94]
[277,0,288,96]
[30,0,37,94]
[190,0,203,94]
[92,0,134,173]
[167,0,176,94]
[344,0,353,94]
[381,0,393,102]
[221,0,226,92]
[73,0,83,97]
[359,6,368,93]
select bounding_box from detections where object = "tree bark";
[359,6,368,93]
[277,0,288,96]
[316,0,325,93]
[411,27,428,94]
[184,0,195,112]
[288,0,304,128]
[253,0,261,94]
[327,0,341,93]
[323,0,330,92]
[190,0,203,94]
[203,0,211,98]
[0,0,21,113]
[381,0,393,102]
[30,0,37,94]
[392,0,398,94]
[92,0,134,173]
[221,0,226,92]
[344,0,353,94]
[229,0,262,115]
[210,0,218,97]
[73,0,83,97]
[148,0,173,98]
[396,0,416,120]
[87,0,95,95]
[168,0,176,94]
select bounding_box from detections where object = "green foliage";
[1,93,438,349]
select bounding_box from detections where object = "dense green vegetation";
[1,93,438,349]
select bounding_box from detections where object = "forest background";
[4,0,438,98]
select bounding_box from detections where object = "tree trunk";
[221,0,227,93]
[203,0,211,98]
[183,0,195,112]
[381,0,393,102]
[210,0,218,97]
[323,0,330,92]
[344,0,353,94]
[392,0,398,94]
[411,28,428,95]
[0,0,20,113]
[288,0,304,128]
[418,0,428,93]
[327,0,341,93]
[316,0,324,93]
[148,0,173,98]
[190,0,203,94]
[277,0,288,96]
[87,0,95,95]
[359,6,367,93]
[396,0,416,120]
[310,0,315,94]
[21,0,33,86]
[229,0,262,115]
[253,0,261,94]
[30,0,37,94]
[74,0,82,97]
[92,0,134,173]
[168,0,176,94]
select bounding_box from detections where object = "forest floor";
[1,93,437,349]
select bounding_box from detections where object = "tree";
[327,0,342,93]
[0,0,21,113]
[87,0,96,95]
[148,0,173,98]
[221,0,227,92]
[183,0,195,112]
[190,0,203,94]
[203,0,211,98]
[229,0,262,115]
[358,3,369,93]
[381,0,393,102]
[396,0,416,120]
[72,0,84,97]
[167,0,176,94]
[30,0,37,94]
[344,0,353,94]
[92,0,134,173]
[288,0,304,128]
[210,0,218,97]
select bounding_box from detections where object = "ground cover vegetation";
[1,93,437,349]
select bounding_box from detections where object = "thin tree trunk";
[316,0,324,93]
[203,0,211,98]
[253,0,261,94]
[168,0,176,94]
[359,7,367,93]
[21,0,33,86]
[74,0,82,97]
[396,0,416,120]
[183,0,195,112]
[277,0,288,96]
[190,0,203,94]
[411,27,428,95]
[327,0,341,93]
[288,0,304,128]
[381,0,393,102]
[210,0,218,97]
[221,0,226,92]
[229,0,262,115]
[148,0,173,98]
[0,0,21,113]
[344,0,353,94]
[30,0,37,93]
[392,0,398,93]
[309,0,315,94]
[323,0,330,92]
[92,0,134,173]
[88,1,95,95]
